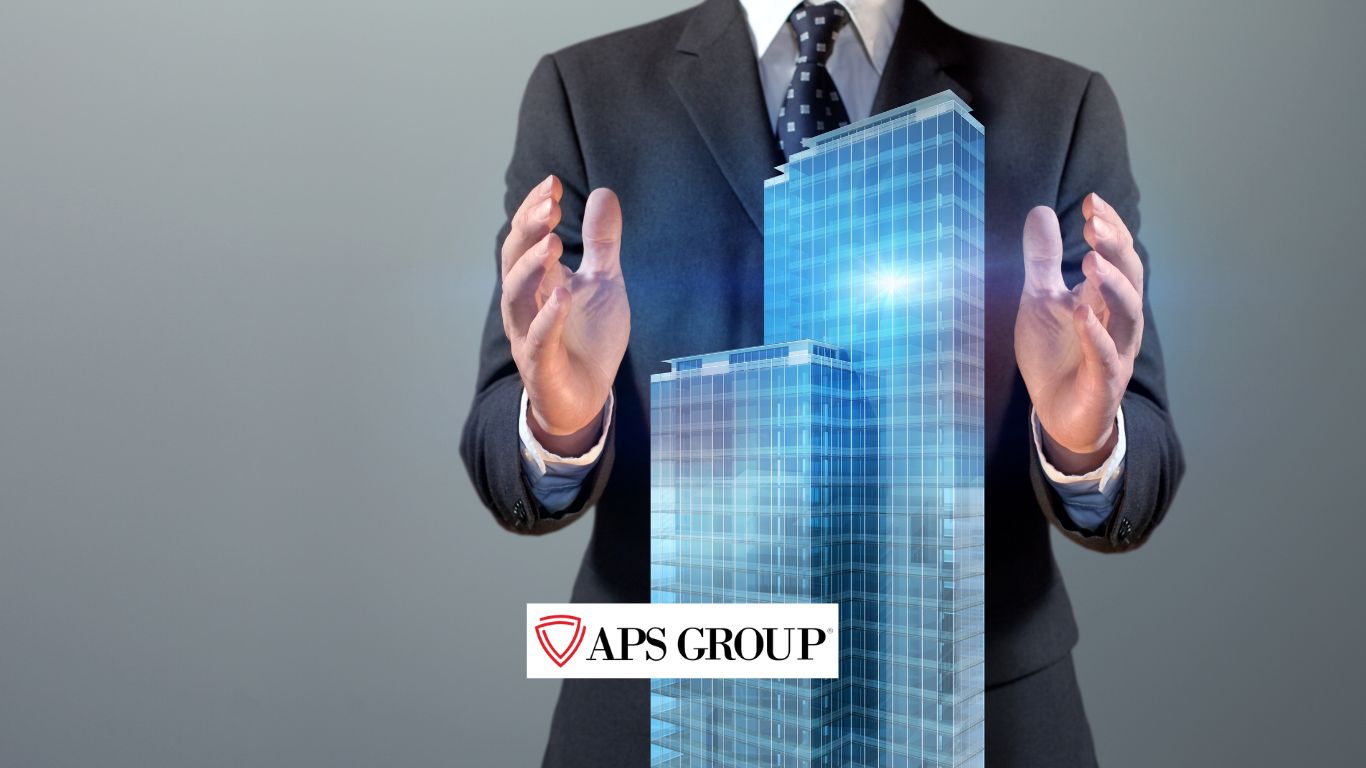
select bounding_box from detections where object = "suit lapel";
[872,0,973,115]
[668,0,973,233]
[669,0,784,233]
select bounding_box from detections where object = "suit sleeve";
[1031,72,1186,552]
[458,54,616,535]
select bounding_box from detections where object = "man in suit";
[460,0,1184,764]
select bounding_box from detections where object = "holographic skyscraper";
[651,90,985,767]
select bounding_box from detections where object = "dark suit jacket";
[460,1,1184,764]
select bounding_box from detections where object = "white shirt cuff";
[1031,405,1127,531]
[518,389,613,513]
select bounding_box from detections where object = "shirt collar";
[738,0,904,75]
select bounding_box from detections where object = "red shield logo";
[535,614,587,668]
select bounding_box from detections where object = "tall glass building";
[652,91,985,767]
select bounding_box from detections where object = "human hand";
[501,175,630,457]
[1015,194,1143,474]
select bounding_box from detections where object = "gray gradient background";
[2,1,1363,766]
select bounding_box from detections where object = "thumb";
[1022,205,1066,294]
[580,188,622,275]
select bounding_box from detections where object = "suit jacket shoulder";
[550,4,698,82]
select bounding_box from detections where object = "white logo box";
[527,603,840,679]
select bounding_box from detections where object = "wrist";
[527,401,605,458]
[1040,420,1119,475]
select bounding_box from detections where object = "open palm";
[501,178,629,453]
[1015,196,1143,469]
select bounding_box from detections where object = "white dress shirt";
[517,0,1127,530]
[746,0,902,127]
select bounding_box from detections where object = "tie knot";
[789,2,848,64]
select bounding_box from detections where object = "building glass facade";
[650,341,856,767]
[652,91,985,767]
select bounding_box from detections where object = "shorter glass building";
[650,340,858,768]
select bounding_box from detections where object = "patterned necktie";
[778,2,852,160]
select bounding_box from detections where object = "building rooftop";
[656,339,852,377]
[766,89,981,185]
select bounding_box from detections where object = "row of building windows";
[728,345,789,365]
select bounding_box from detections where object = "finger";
[1082,251,1144,356]
[1073,304,1122,380]
[502,233,563,340]
[1022,205,1067,294]
[500,175,563,279]
[1082,192,1143,294]
[580,188,622,276]
[525,286,571,361]
[1072,266,1106,319]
